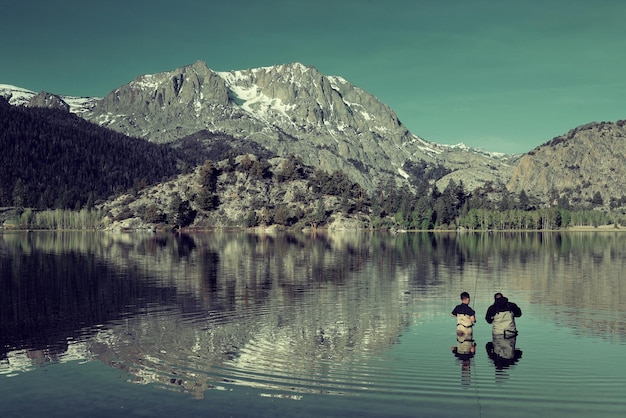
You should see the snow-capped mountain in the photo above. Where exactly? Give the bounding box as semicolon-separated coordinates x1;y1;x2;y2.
0;84;35;106
2;62;517;192
0;84;98;114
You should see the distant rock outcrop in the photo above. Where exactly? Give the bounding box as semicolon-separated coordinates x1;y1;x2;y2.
27;91;70;111
507;120;626;207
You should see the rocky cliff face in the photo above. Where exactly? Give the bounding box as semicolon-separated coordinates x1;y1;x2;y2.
81;61;515;193
507;121;626;207
26;91;70;111
87;61;235;141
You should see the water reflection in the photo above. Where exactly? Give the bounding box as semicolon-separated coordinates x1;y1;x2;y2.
486;334;523;371
452;334;476;386
1;231;418;397
1;230;626;401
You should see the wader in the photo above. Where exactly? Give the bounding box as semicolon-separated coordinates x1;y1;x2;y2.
491;310;518;337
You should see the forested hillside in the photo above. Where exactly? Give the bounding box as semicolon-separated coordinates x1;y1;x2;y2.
0;97;189;209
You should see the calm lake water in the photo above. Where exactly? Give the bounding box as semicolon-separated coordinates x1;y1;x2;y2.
1;231;625;418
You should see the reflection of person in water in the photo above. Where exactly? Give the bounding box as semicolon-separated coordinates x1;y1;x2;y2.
485;292;521;337
486;334;522;370
452;337;476;359
452;337;476;385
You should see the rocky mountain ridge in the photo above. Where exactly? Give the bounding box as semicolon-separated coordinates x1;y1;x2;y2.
1;62;516;194
0;84;97;114
507;120;626;207
3;62;626;210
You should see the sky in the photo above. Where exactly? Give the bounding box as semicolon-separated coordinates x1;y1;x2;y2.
2;0;626;154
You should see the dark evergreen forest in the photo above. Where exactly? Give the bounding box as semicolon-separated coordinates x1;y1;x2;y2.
0;97;192;209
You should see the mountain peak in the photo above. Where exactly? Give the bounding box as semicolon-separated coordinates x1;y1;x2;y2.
0;84;98;113
27;91;70;111
0;84;36;106
81;61;515;191
4;62;516;193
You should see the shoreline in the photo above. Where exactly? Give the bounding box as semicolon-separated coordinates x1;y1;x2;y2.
1;225;623;234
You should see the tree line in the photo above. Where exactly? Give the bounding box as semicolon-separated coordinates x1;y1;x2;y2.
368;177;623;230
4;154;623;231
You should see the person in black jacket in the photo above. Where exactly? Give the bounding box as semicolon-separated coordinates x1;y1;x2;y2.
485;292;522;337
452;291;476;334
451;291;476;355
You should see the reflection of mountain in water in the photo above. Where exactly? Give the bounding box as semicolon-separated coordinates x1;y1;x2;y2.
453;231;626;340
512;232;626;339
2;231;625;395
1;231;421;396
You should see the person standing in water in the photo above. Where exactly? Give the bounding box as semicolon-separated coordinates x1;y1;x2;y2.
485;292;522;337
451;292;476;339
451;292;476;385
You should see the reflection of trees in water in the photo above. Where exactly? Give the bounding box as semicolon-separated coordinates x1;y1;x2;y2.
520;233;626;338
0;242;176;360
1;231;416;396
91;231;416;397
2;230;625;393
456;231;626;339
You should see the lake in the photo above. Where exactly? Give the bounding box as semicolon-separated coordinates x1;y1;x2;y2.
1;230;625;417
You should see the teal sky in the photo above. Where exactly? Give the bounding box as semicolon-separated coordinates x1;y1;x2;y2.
2;0;625;154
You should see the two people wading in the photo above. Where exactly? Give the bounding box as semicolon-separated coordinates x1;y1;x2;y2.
451;291;523;363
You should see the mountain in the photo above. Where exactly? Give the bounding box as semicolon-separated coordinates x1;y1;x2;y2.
507;120;626;208
1;62;517;194
0;84;97;114
5;62;626;214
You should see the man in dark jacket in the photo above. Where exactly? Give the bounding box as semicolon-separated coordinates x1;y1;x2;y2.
485;293;522;337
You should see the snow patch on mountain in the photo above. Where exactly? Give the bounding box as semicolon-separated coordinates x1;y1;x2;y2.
0;84;35;105
440;142;514;160
218;70;296;124
130;74;162;91
62;96;100;114
0;84;99;113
